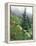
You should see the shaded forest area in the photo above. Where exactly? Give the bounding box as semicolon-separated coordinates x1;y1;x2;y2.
10;8;33;40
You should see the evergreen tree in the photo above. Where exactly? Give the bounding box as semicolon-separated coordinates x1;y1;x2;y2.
21;8;28;30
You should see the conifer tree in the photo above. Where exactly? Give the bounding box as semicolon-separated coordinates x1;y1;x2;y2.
21;8;28;30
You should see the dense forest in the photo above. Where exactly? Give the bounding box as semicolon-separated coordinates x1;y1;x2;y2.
10;8;33;40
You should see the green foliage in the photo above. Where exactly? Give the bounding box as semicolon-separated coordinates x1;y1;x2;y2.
21;8;29;30
10;9;33;40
